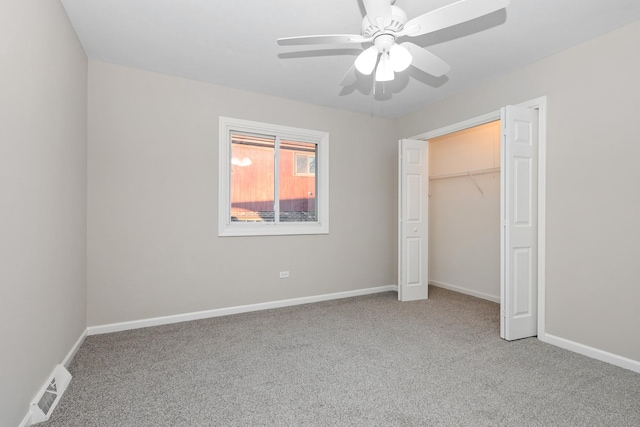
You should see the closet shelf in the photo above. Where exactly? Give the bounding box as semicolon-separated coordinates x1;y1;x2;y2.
429;167;500;181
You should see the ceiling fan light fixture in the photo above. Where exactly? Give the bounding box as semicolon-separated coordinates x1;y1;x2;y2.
375;53;394;82
278;0;512;89
354;46;379;75
389;43;412;72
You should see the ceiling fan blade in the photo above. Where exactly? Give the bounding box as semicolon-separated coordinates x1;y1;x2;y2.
277;34;370;46
401;42;451;77
339;64;358;87
363;0;393;31
402;0;510;38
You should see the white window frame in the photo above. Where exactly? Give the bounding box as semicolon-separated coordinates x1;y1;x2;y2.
218;116;329;237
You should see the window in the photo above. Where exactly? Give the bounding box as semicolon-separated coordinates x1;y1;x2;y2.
294;153;315;176
219;117;329;236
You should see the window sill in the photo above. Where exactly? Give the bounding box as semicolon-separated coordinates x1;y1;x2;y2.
218;222;329;237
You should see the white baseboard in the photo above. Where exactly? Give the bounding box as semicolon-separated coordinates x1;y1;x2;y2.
429;280;500;303
18;329;87;427
18;412;31;427
62;329;87;367
541;333;640;374
88;285;397;335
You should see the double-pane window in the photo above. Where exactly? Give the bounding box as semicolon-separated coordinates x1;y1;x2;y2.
219;117;329;236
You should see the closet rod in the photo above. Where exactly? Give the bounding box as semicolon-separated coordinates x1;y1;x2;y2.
429;167;500;181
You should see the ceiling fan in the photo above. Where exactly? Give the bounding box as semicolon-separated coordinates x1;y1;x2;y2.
278;0;510;85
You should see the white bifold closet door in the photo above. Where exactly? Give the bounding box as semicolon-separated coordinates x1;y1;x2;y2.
501;105;539;341
398;139;429;302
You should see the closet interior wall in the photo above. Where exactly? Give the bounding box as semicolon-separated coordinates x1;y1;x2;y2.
428;121;501;302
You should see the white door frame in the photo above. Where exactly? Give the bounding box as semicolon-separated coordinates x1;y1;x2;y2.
407;96;547;339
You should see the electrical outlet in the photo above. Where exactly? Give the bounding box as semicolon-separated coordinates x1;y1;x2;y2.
279;271;289;278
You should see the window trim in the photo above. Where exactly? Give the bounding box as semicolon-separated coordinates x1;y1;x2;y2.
218;116;329;237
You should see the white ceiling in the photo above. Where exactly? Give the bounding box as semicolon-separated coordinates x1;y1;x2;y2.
60;0;640;118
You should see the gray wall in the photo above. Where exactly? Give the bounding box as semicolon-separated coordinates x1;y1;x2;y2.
0;1;88;426
87;61;397;326
398;20;640;361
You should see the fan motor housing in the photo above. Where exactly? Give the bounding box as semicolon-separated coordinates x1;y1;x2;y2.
362;5;408;37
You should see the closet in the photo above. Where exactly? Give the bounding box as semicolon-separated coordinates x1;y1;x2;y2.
428;121;501;302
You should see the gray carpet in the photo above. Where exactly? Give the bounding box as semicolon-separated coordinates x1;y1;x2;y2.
41;287;640;426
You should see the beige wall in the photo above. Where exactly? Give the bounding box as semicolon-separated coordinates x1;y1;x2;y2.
398;20;640;361
87;61;397;326
429;122;500;176
0;1;88;425
428;122;501;300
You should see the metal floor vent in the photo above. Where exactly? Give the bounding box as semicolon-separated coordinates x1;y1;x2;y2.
30;365;72;424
